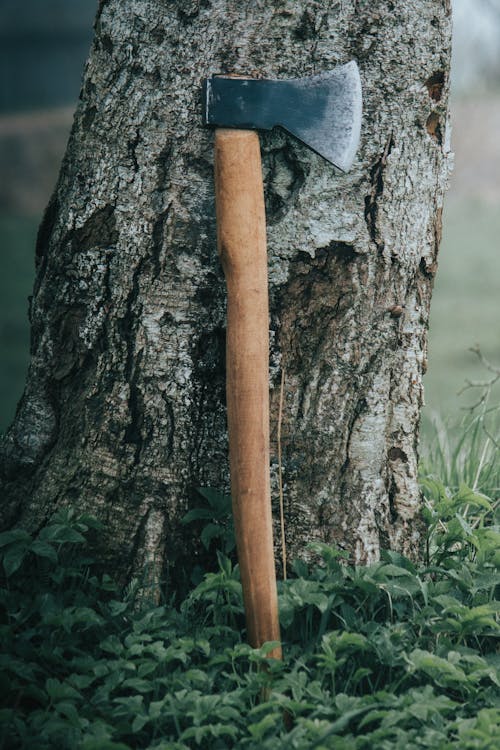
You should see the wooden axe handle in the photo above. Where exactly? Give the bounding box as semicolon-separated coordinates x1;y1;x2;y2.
214;128;281;659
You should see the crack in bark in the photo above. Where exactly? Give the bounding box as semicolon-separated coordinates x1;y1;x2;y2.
34;192;60;296
388;475;399;523
151;206;171;278
364;132;394;251
292;9;317;40
339;395;368;480
263;142;308;225
388;446;408;462
127;129;141;173
119;260;146;465
125;505;155;582
124;350;145;465
419;205;443;281
156;142;173;194
73;205;118;253
426;112;442;145
425;71;445;102
36;194;59;266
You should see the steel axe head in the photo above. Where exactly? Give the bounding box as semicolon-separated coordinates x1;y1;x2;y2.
202;62;362;171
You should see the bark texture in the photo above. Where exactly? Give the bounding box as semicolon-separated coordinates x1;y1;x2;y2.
0;0;452;587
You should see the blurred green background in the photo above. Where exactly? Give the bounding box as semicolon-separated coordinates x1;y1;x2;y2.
1;0;499;433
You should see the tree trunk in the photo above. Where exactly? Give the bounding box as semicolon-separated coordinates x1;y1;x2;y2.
0;0;452;588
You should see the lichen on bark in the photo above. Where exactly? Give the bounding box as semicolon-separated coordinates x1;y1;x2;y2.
0;0;452;587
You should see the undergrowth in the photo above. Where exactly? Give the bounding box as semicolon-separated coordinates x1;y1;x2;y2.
1;422;499;749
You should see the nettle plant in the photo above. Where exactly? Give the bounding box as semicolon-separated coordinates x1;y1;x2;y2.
0;420;499;750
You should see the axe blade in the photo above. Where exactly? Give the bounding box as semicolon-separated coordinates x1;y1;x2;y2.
203;61;362;172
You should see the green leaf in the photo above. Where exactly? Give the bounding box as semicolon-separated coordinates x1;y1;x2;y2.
376;563;417;579
131;714;149;732
381;549;417;573
45;678;82;702
254;641;282;658
200;523;223;550
456;484;493;511
407;649;470;689
113;695;144;711
100;635;123;656
286;578;330;612
121;677;154;693
0;529;31;548
30;540;58;563
334;631;369;653
248;712;277;741
181;508;214;524
68;673;96;690
68;607;105;630
108;600;128;616
2;544;28;576
196;487;232;511
39;523;86;544
55;700;80;723
278;595;296;628
351;667;373;684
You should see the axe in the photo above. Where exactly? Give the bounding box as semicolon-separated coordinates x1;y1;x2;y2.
202;63;362;659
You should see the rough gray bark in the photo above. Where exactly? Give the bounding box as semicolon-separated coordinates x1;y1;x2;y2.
0;0;452;588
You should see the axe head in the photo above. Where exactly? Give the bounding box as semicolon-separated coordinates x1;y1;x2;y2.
202;62;362;171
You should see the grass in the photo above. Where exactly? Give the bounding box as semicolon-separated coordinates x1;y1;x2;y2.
420;409;499;500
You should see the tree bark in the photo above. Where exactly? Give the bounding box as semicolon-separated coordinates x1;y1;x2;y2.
0;0;452;588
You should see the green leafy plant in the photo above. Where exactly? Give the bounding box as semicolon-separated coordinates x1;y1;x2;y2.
182;488;235;556
1;457;499;749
